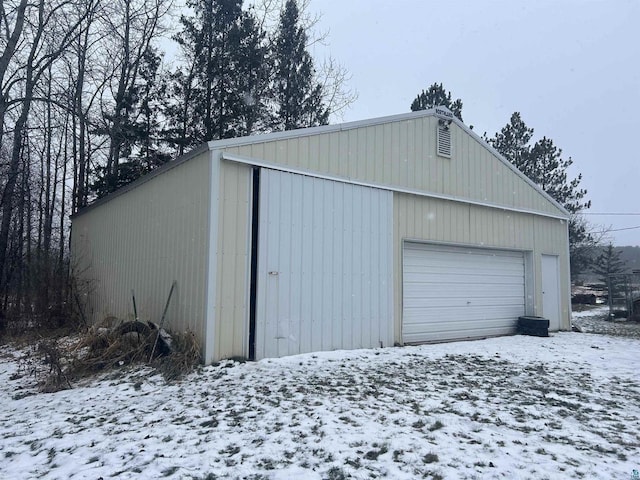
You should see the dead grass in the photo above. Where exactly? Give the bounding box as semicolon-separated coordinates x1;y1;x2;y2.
12;317;201;392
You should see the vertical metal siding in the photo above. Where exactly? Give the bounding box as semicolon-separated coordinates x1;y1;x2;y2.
533;216;571;327
70;152;211;343
224;117;565;218
393;192;570;342
541;254;561;330
255;169;393;359
215;161;252;359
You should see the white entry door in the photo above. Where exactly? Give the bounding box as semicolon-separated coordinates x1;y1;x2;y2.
541;254;561;331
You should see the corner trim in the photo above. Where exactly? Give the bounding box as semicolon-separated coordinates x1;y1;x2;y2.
203;149;221;364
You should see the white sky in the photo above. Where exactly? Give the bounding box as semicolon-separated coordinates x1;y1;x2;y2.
311;0;640;246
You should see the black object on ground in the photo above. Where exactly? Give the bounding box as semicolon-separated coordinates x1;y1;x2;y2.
517;316;549;337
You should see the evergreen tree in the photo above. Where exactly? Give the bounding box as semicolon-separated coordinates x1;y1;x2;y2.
91;47;171;198
487;113;590;214
168;0;269;149
273;0;329;131
134;48;172;170
486;113;592;276
485;112;533;175
235;10;272;136
528;137;590;214
410;83;463;121
593;243;626;302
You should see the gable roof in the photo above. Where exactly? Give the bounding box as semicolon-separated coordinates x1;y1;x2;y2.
74;107;570;219
210;107;570;219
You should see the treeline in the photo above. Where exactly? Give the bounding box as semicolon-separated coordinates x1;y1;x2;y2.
0;0;353;328
619;246;640;272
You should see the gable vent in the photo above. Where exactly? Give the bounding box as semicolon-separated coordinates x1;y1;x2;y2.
437;122;452;158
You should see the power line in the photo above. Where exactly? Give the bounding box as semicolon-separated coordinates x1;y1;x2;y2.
582;213;640;216
589;225;640;234
608;225;640;232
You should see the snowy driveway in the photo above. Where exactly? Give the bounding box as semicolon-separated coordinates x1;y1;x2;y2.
1;324;639;479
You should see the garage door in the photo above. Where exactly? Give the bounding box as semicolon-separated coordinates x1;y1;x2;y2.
402;243;525;343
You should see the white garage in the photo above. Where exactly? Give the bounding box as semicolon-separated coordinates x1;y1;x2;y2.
402;242;528;343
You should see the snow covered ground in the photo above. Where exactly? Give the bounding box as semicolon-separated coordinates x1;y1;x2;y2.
2;309;640;479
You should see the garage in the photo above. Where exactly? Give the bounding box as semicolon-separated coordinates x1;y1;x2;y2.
402;242;527;344
72;106;571;363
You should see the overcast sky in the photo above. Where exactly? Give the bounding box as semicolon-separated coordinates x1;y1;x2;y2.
310;0;640;247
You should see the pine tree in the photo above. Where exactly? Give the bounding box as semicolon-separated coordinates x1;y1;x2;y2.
593;244;626;303
485;112;533;175
486;113;592;276
168;0;269;149
273;0;328;131
91;47;171;198
134;48;172;170
410;83;463;121
235;10;272;136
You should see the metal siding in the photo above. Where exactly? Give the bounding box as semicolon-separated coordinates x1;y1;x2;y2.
541;254;561;330
70;152;210;344
222;113;566;218
73;113;571;364
393;192;570;343
215;161;252;359
533;216;571;328
255;169;393;359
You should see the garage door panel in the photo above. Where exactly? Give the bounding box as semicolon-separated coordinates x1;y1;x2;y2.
403;282;524;299
404;256;524;272
403;295;525;309
404;263;524;277
403;304;525;323
402;243;526;344
406;243;524;257
404;265;525;276
403;315;519;332
403;324;515;344
404;273;524;286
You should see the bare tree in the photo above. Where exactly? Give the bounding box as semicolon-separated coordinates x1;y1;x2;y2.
96;0;172;184
0;0;92;311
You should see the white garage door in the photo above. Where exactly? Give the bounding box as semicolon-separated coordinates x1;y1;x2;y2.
402;243;525;343
255;169;393;359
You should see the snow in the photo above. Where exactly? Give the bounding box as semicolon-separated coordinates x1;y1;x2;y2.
1;310;640;479
570;305;609;319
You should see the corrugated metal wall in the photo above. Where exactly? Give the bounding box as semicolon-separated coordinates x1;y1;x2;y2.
71;151;211;341
223;116;565;218
214;160;252;359
72;110;571;362
255;169;393;359
213;114;570;356
393;192;570;340
533;215;571;326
